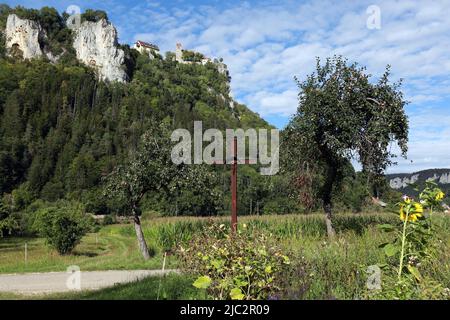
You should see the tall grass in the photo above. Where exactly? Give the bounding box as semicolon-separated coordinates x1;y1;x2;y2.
148;213;398;250
1;213;448;299
144;213;448;299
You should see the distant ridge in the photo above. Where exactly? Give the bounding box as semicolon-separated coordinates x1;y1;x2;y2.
386;168;450;198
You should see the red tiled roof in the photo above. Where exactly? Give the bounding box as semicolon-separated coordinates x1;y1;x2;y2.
136;40;159;50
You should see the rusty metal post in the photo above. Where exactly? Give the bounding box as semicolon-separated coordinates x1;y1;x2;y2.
231;136;238;233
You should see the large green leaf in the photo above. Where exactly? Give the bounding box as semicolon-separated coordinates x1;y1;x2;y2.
230;288;245;300
407;265;422;282
211;259;224;270
193;275;212;289
384;243;398;257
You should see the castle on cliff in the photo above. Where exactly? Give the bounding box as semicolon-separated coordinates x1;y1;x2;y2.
4;11;230;82
133;40;229;78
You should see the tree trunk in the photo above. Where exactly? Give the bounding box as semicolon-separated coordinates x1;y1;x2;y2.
321;157;338;239
324;202;336;238
133;214;150;260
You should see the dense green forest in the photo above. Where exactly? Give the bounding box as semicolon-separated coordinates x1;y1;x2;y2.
0;5;400;237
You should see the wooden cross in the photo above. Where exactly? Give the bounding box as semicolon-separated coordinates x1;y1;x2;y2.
213;137;257;233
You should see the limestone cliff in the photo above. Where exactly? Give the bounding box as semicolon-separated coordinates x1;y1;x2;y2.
387;169;450;192
5;14;44;59
4;13;231;84
72;19;127;82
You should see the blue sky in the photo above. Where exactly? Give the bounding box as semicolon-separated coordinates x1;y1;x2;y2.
4;0;450;173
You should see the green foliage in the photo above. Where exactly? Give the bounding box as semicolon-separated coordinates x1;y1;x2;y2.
79;188;109;214
154;213;397;249
193;275;212;289
11;183;33;211
0;4;12;28
178;223;291;300
1;213;448;299
81;9;108;23
66;153;99;191
372;185;448;299
334;171;372;212
182;50;205;62
103;122;189;217
37;7;65;38
0;5;405;221
31;201;92;254
6;5;39;22
0;9;270;216
164;165;222;216
0;215;18;237
419;181;445;210
0;196;19;237
156;220;206;252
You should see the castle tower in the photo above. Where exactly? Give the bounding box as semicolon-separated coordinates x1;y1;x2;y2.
175;43;183;62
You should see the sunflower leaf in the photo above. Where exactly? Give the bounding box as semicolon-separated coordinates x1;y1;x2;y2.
407;265;422;282
384;243;398;257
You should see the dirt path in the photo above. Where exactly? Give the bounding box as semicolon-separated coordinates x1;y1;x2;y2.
0;269;178;295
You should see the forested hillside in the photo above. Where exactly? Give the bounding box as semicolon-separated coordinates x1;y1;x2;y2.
0;5;403;235
0;5;276;216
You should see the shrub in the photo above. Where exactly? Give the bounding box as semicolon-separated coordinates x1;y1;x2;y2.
182;50;204;62
81;9;108;23
0;197;19;237
82;188;109;214
11;184;33;210
177;223;290;300
0;195;19;238
32;202;92;255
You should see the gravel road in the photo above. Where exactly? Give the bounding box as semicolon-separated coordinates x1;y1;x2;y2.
0;269;178;295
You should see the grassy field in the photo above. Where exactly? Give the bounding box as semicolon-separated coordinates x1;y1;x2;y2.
0;213;396;274
1;212;449;299
0;225;173;274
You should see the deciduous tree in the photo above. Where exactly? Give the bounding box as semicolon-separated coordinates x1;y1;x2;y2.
103;122;187;259
284;56;408;237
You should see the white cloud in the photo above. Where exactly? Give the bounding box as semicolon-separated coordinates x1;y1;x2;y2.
9;0;450;171
246;90;298;117
114;0;450;171
385;111;450;173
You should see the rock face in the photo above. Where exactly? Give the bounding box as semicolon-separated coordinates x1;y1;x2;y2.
4;14;126;82
5;14;44;59
388;170;450;190
72;19;127;82
439;173;450;184
389;174;420;189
